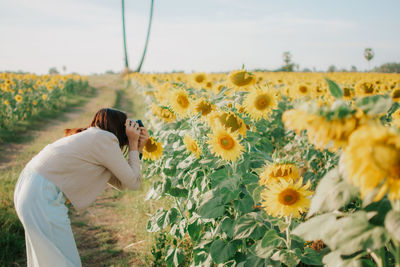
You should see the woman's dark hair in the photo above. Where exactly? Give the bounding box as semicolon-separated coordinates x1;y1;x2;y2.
64;108;129;149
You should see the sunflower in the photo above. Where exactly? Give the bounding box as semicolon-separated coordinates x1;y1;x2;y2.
341;124;400;201
192;72;207;86
193;98;215;119
391;88;400;102
3;100;10;105
42;94;48;100
227;70;256;90
213;83;226;95
154;83;171;105
207;126;244;162
208;110;247;137
354;81;376;97
295;84;309;97
183;135;202;158
342;87;354;101
151;103;176;123
204;81;214;91
282;109;360;151
143;137;163;161
168;89;192;118
259;163;300;186
391;109;400;128
243;86;276;121
15;94;22;103
261;178;313;218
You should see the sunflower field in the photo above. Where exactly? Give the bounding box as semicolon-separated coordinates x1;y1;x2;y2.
127;70;400;267
0;72;91;135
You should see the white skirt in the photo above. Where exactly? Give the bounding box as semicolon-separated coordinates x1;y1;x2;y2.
14;166;82;267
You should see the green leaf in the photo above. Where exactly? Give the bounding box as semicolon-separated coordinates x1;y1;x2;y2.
279;250;300;267
249;239;276;259
277;220;290;232
210;239;237;264
198;192;225;218
165;246;185;267
385;210;400;242
325;78;343;99
323;251;375;267
146;208;167;232
296;211;388;255
163;208;179;229
301;247;323;265
327;212;388;254
220;217;235;238
233;214;262;239
292;213;337;241
234;193;255;214
365;198;392;225
177;156;195;169
209;168;229;188
308;168;358;217
355;94;392;115
242;173;259;184
261;229;285;248
188;219;202;241
246;183;264;204
167;187;188;198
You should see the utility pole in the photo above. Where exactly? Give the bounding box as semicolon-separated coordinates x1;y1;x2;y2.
122;0;129;71
136;0;154;72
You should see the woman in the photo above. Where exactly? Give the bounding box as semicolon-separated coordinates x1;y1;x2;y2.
14;108;149;267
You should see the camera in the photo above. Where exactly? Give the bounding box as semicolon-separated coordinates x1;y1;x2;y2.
135;119;144;160
136;119;144;127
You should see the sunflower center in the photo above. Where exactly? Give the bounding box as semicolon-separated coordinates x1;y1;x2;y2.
343;87;351;97
145;140;158;152
219;113;242;132
195;74;205;83
255;94;270;110
161;109;173;118
372;144;400;179
299;86;308;94
362;83;374;94
273;167;291;178
177;95;189;108
278;188;300;206
196;101;212;116
231;71;253;86
190;142;198;151
218;135;235;150
393;89;400;99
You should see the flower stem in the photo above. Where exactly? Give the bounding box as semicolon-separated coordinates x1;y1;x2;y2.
285;215;292;249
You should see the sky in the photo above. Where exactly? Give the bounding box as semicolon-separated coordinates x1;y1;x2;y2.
1;0;400;75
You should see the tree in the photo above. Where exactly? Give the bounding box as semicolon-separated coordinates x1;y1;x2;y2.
281;51;295;72
327;65;336;72
49;67;59;75
136;0;155;72
364;48;374;71
373;62;400;73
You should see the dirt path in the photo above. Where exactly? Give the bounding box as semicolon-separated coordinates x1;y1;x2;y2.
2;74;152;266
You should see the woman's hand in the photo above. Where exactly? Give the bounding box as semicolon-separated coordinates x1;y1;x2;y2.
125;119;141;151
138;127;149;153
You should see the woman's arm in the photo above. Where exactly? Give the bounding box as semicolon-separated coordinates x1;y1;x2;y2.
94;120;143;190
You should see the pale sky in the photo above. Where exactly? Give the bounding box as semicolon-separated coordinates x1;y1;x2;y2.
1;0;400;75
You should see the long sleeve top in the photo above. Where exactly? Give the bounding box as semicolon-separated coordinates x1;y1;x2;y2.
25;126;142;211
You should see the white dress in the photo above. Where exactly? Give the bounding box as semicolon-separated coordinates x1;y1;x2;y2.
14;164;82;267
